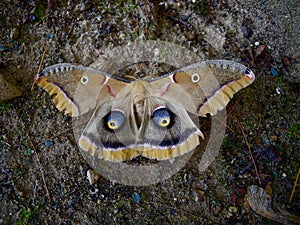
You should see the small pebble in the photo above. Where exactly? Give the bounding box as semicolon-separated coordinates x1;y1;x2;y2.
153;48;160;56
25;149;34;155
45;140;54;148
87;169;100;185
186;31;196;41
89;187;99;195
271;66;278;76
229;206;238;213
263;136;270;145
10;27;20;39
230;193;237;205
255;45;265;57
45;33;53;39
270;135;278;141
275;87;282;95
282;57;290;66
181;14;191;21
241;26;249;38
282;173;287;178
235;188;246;196
48;0;56;9
132;192;141;203
159;2;168;10
193;188;205;202
226;211;233;218
28;14;36;22
215;205;222;213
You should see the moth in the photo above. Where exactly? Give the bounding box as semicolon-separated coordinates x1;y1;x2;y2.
35;60;255;162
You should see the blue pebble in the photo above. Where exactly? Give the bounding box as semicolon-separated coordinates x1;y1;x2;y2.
45;33;53;39
241;26;249;38
263;137;270;145
25;149;35;155
28;14;36;22
45;140;54;148
132;192;141;203
271;66;279;76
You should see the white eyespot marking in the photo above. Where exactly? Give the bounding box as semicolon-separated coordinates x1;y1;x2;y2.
191;73;200;83
80;75;89;85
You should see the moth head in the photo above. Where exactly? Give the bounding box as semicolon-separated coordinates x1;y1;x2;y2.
105;110;126;131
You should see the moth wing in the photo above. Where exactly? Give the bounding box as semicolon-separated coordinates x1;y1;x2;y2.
134;96;203;160
149;60;255;117
77;83;141;162
35;63;128;117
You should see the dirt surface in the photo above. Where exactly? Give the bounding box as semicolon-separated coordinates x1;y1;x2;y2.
0;0;299;224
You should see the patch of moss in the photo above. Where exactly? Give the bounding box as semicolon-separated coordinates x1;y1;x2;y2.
223;135;234;148
287;124;300;141
0;102;13;114
131;31;138;40
192;0;213;16
16;205;39;225
33;0;48;23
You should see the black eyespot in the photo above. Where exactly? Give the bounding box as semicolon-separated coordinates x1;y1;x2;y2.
105;110;126;131
152;108;173;128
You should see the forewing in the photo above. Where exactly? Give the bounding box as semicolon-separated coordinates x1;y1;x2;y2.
35;63;128;117
149;60;255;117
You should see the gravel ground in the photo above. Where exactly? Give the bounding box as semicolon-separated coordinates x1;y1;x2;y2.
0;0;299;224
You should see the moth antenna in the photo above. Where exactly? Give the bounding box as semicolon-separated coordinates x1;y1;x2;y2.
32;42;48;90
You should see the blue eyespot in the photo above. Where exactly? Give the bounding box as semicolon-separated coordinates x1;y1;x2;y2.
153;108;171;127
106;110;126;130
